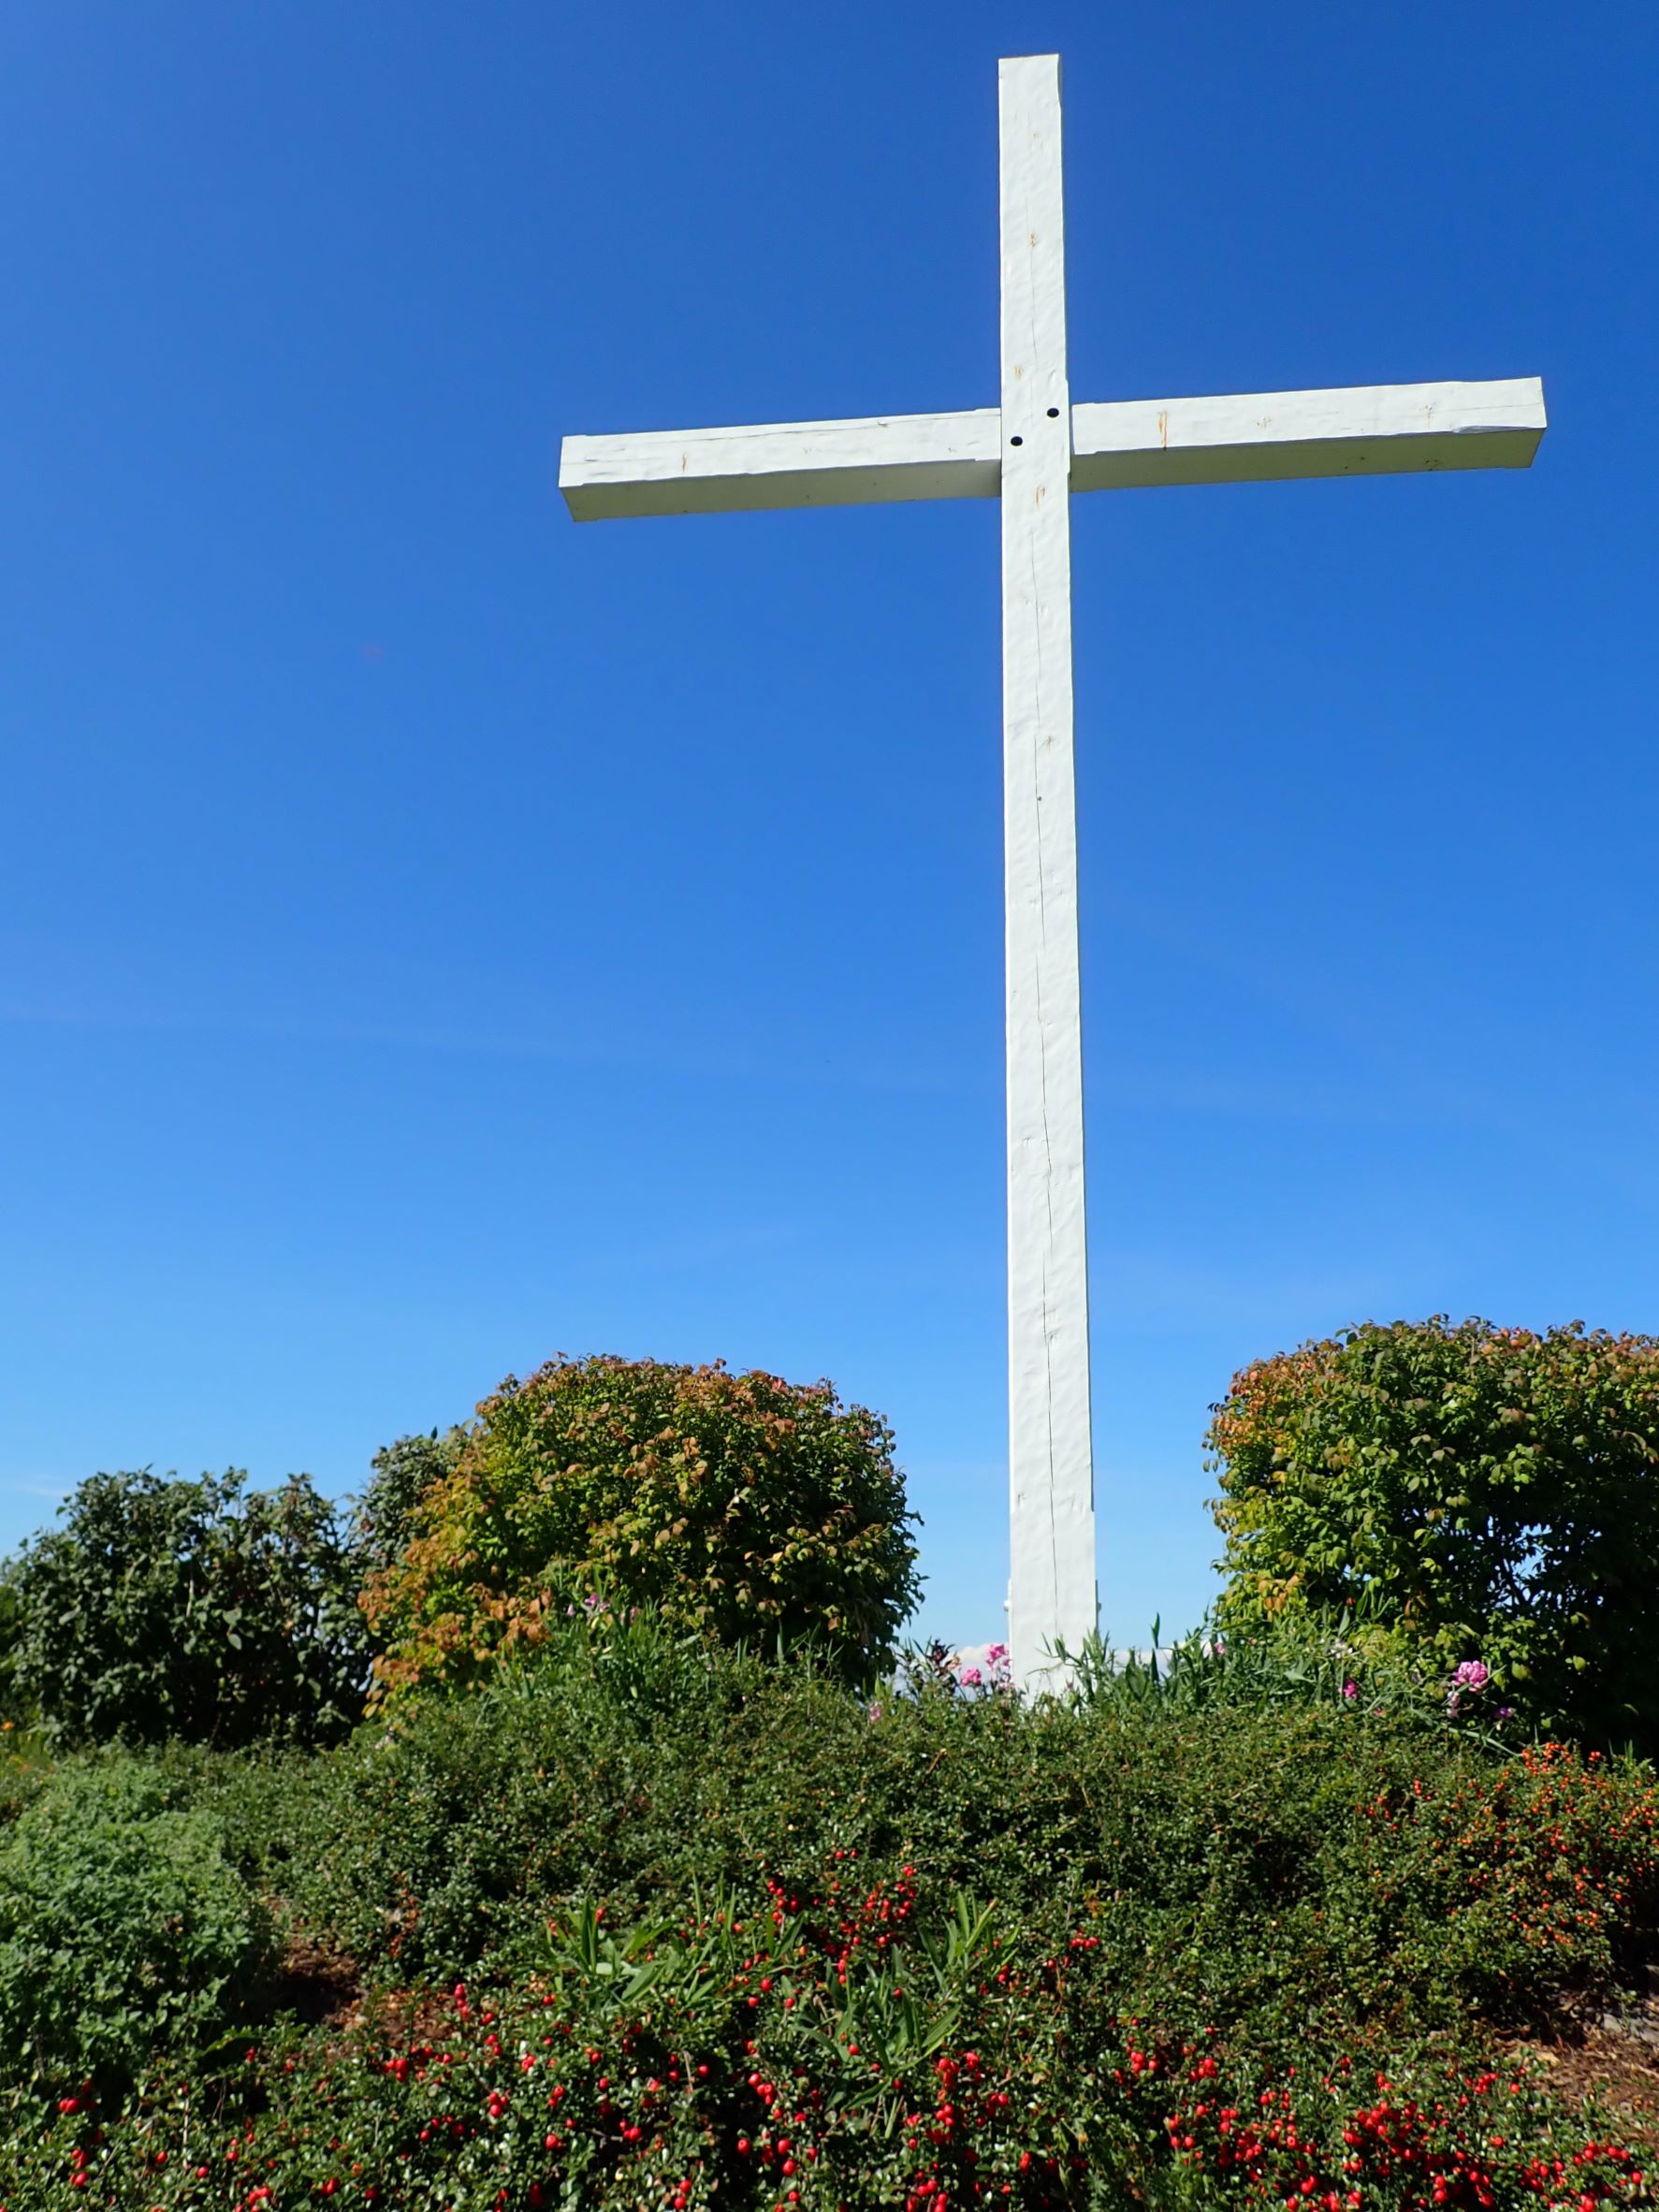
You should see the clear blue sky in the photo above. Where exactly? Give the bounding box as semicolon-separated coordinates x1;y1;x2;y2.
2;1;1654;1649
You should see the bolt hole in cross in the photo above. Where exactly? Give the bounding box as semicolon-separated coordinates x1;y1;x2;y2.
557;53;1546;1695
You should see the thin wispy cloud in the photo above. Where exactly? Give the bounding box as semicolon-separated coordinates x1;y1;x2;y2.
1093;1065;1490;1129
1092;1249;1435;1334
0;990;980;1100
1;987;1509;1137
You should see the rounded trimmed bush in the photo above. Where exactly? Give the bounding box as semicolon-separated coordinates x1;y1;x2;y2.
1208;1316;1659;1750
362;1356;919;1698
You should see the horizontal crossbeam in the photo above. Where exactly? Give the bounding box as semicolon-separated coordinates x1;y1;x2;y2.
560;409;999;520
1070;377;1546;490
559;377;1545;521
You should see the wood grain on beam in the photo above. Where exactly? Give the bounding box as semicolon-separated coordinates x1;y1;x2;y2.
560;409;999;520
1070;377;1545;491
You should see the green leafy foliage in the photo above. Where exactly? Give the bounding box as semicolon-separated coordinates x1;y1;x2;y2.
1059;1610;1427;1721
0;1731;51;1831
361;1357;920;1698
238;1619;1659;2043
9;1329;1659;2203
11;1468;368;1749
0;1756;273;2102
7;1635;1659;2205
1207;1317;1659;1752
0;1568;32;1735
15;1892;1648;2211
351;1425;468;1586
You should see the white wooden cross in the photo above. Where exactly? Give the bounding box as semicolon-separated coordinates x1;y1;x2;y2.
560;54;1546;1694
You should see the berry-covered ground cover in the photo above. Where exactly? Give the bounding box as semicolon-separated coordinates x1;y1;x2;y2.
3;1623;1658;2210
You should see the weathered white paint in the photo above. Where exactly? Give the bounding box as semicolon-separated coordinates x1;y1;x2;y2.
557;54;1546;1698
997;53;1098;1695
561;409;1000;519
560;378;1545;521
1070;377;1546;492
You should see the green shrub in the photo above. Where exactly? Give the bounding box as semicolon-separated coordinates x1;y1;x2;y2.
361;1357;920;1699
1207;1317;1659;1752
16;1901;1650;2211
277;1619;870;1983
350;1425;468;1586
4;1624;1657;2203
0;1571;32;1735
11;1468;368;1749
252;1614;1659;2040
0;1756;273;2100
9;1747;1655;2207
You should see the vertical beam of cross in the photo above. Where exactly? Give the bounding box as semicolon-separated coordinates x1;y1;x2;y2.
997;57;1097;1690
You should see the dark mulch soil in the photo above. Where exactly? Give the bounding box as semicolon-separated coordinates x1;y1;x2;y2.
270;1925;360;2028
1517;1998;1659;2153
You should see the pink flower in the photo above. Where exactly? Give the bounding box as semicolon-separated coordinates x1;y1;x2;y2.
1451;1659;1490;1692
1343;1680;1358;1701
958;1666;983;1688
